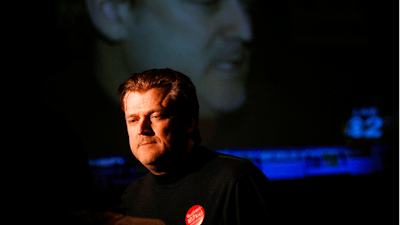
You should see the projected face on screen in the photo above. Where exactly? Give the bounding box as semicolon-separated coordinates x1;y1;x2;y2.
87;0;252;119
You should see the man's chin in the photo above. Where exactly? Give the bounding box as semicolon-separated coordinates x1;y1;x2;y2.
139;155;159;167
140;154;168;168
143;162;172;176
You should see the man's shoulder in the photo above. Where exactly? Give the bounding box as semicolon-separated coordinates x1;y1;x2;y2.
199;145;255;166
214;152;256;170
198;146;261;182
215;152;254;164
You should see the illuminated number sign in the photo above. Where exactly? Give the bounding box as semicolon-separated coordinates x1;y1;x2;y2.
345;107;383;139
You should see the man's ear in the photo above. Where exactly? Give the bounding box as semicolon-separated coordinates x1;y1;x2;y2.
186;117;196;134
85;0;131;41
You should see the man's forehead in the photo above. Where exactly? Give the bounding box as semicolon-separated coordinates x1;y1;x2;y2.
123;88;174;112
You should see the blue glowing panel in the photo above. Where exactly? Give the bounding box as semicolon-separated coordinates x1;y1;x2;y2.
345;107;383;139
88;145;386;189
216;146;384;180
88;156;125;167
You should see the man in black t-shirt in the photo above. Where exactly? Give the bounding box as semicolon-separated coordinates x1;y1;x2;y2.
116;69;270;224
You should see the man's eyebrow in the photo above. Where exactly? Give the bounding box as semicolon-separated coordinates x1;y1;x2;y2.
150;107;167;114
125;113;137;119
125;107;166;118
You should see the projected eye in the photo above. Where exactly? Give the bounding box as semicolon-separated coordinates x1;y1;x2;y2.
189;0;221;9
192;0;219;5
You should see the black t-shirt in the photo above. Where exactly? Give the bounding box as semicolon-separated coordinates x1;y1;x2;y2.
121;145;271;225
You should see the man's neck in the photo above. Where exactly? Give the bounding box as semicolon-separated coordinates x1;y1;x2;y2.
148;139;195;176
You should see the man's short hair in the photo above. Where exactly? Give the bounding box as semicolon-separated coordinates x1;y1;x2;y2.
117;68;201;144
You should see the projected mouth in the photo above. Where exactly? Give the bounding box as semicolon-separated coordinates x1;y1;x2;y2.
212;57;245;79
214;61;241;70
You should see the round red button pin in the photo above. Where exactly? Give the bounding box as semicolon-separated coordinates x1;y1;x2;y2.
185;205;205;225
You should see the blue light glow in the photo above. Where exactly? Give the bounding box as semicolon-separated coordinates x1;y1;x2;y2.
346;107;383;139
88;156;125;167
346;116;364;139
352;107;378;117
363;116;383;138
216;146;384;180
88;145;385;184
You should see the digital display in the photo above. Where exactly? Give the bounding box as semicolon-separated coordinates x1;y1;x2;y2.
345;107;383;139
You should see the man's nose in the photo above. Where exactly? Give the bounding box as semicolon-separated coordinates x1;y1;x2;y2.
220;0;253;42
138;118;153;136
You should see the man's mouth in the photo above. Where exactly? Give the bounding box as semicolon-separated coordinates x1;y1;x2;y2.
139;142;156;147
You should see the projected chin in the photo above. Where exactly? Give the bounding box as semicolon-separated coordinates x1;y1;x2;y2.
197;60;248;117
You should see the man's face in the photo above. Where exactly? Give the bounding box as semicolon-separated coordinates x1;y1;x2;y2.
124;88;193;175
122;0;252;118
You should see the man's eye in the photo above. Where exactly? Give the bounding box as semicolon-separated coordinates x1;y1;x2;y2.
128;119;136;123
151;115;160;120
